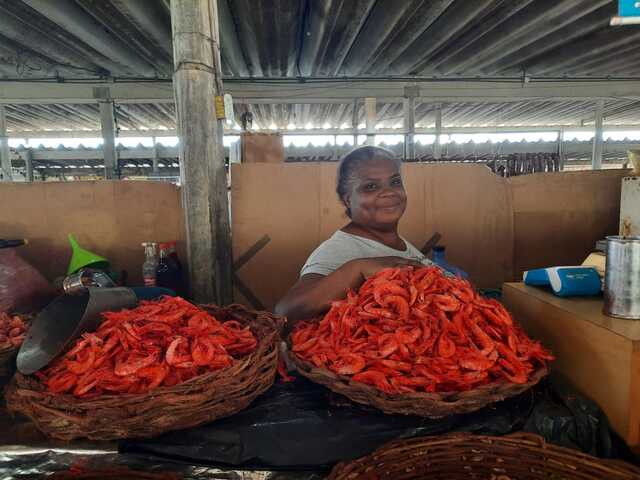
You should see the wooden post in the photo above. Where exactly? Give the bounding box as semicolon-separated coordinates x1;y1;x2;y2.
0;106;12;181
403;96;415;161
365;97;376;146
433;103;443;160
99;100;117;179
171;0;233;304
592;100;604;170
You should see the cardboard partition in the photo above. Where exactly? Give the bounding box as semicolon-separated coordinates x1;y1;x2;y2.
241;132;285;163
0;166;626;312
510;169;624;278
231;163;514;310
0;181;185;285
231;164;626;311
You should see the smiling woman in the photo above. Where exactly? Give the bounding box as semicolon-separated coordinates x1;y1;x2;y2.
275;146;437;323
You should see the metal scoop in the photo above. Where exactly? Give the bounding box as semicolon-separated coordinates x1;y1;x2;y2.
17;287;138;375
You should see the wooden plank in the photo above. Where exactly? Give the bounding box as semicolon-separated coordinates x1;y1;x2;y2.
504;283;640;341
628;347;640;446
171;0;232;304
503;283;632;441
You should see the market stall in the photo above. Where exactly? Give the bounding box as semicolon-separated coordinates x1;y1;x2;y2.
2;0;640;478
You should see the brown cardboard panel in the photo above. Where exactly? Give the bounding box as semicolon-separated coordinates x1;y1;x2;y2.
397;164;427;249
425;164;513;288
231;163;513;310
510;169;625;277
231;164;321;310
241;132;285;163
319;162;346;240
0;181;184;285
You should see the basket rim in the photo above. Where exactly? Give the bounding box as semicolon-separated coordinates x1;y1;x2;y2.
328;432;640;479
289;348;549;401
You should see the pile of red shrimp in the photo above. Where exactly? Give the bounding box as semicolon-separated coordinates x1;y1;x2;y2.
291;266;553;394
37;296;257;397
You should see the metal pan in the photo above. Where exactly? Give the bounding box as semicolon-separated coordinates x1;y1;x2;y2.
17;287;138;375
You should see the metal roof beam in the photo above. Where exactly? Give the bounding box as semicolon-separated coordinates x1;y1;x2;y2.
2;79;640;104
8;124;640;139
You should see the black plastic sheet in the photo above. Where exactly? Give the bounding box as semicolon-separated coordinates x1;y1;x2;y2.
120;375;619;470
0;448;324;479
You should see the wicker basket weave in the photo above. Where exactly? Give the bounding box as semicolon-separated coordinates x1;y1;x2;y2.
0;343;18;377
0;314;32;377
5;304;283;441
290;351;548;417
328;433;640;480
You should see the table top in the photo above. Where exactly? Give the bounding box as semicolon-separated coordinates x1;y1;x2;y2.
504;282;640;342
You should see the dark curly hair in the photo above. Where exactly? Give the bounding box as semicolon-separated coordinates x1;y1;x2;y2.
336;146;401;217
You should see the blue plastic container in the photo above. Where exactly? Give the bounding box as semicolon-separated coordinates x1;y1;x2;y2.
431;246;469;279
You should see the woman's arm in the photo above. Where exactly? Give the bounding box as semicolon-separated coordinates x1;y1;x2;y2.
275;257;422;324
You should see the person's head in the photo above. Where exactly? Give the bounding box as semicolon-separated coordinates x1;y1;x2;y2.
336;146;406;230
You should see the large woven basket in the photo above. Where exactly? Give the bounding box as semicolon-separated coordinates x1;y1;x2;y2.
290;351;548;417
5;304;283;441
328;433;640;480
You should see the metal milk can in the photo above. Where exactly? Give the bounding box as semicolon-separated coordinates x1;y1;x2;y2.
604;236;640;319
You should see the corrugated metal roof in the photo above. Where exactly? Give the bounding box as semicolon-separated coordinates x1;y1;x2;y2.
5;98;640;133
0;0;637;80
2;0;640;131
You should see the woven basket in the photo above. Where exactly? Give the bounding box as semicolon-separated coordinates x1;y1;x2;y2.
5;304;283;441
328;433;640;480
290;351;548;417
0;343;19;377
0;314;32;377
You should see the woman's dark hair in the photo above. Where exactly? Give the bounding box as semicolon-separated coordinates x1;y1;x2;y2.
336;146;401;217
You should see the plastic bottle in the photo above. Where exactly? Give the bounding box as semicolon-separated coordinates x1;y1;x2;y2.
141;242;158;286
431;245;469;279
156;243;180;293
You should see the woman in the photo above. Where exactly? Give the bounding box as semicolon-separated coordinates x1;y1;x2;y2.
275;146;436;322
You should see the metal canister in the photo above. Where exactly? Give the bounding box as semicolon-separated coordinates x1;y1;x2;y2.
604;236;640;319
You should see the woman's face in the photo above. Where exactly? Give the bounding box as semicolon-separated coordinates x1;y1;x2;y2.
343;157;407;230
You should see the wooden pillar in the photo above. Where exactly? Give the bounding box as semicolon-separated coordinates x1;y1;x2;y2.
403;96;415;161
433;103;443;160
365;97;376;146
24;148;34;182
99;100;117;179
592;100;604;170
171;0;232;304
0;106;12;181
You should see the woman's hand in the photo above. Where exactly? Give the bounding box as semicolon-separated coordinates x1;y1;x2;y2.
356;256;424;279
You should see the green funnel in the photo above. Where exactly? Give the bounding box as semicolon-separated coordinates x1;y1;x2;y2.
67;234;110;275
